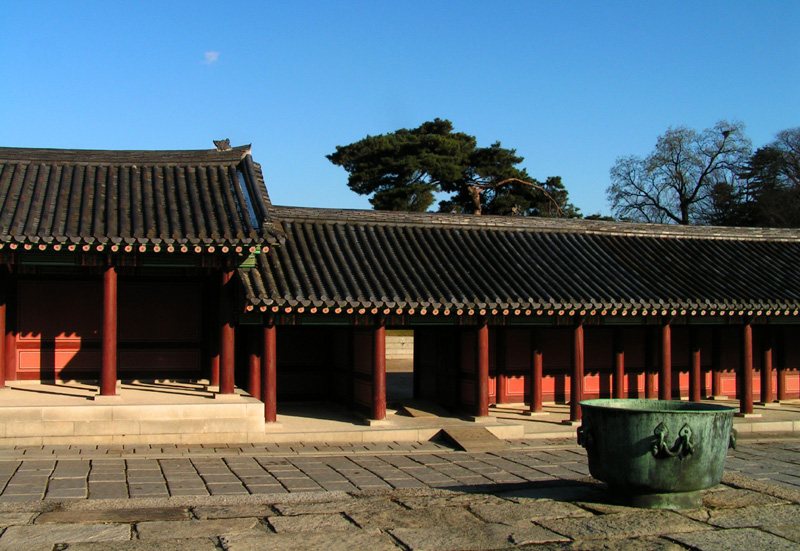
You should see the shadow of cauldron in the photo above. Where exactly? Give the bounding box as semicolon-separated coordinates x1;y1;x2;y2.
578;399;737;509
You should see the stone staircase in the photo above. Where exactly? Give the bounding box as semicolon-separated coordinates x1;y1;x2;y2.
1;399;267;446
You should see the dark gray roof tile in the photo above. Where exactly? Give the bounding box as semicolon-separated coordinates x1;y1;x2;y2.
240;206;800;314
0;146;282;251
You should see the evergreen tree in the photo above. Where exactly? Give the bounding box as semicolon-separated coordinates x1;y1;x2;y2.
329;119;578;216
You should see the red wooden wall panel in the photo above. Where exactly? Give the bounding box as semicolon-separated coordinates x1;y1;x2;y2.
18;282;102;342
353;330;373;375
274;326;350;401
119;283;200;342
352;328;374;410
15;279;203;381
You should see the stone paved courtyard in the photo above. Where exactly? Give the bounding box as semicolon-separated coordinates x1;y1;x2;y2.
1;434;800;549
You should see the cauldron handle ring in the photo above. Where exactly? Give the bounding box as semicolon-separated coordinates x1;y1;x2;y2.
577;425;593;449
652;422;694;459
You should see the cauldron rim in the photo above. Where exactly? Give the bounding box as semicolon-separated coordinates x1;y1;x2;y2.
580;398;736;415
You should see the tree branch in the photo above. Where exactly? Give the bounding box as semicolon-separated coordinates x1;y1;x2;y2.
467;178;565;216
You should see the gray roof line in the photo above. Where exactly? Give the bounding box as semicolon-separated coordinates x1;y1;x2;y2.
271;205;800;242
0;145;252;165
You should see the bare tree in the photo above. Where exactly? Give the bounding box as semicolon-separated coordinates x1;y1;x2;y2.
607;121;752;225
737;127;800;227
772;127;800;187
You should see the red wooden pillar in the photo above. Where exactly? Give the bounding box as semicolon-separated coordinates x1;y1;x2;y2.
210;347;220;387
613;327;625;399
740;320;754;414
100;264;118;396
262;321;277;423
2;267;13;383
209;277;220;388
0;283;5;389
220;267;235;395
4;319;13;383
209;281;222;390
689;327;702;403
570;318;584;422
529;328;543;413
248;326;261;400
777;327;787;401
644;327;657;399
372;318;386;421
476;319;490;418
496;328;507;405
711;327;722;397
760;327;773;404
659;320;672;401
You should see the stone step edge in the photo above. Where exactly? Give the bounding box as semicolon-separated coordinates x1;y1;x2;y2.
0;418;265;439
0;404;265;422
0;428;434;447
0;423;525;448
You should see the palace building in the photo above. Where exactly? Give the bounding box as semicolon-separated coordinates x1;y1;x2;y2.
1;144;799;443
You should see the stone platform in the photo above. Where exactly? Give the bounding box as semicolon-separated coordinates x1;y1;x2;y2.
0;381;524;447
0;381;267;447
3;380;800;447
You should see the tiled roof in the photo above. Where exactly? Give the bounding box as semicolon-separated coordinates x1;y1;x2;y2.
239;206;800;315
0;145;281;252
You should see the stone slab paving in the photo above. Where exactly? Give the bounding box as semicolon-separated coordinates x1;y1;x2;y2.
221;530;401;551
35;507;191;524
537;509;712;541
64;539;220;551
0;435;799;548
0;523;131;551
705;503;800;529
2;481;799;550
268;511;357;533
390;522;569;550
668;527;800;551
0;432;793;503
135;517;262;540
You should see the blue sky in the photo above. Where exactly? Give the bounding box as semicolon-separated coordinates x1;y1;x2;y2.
1;1;798;216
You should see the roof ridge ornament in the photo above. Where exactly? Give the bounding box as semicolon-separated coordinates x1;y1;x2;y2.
213;139;232;151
